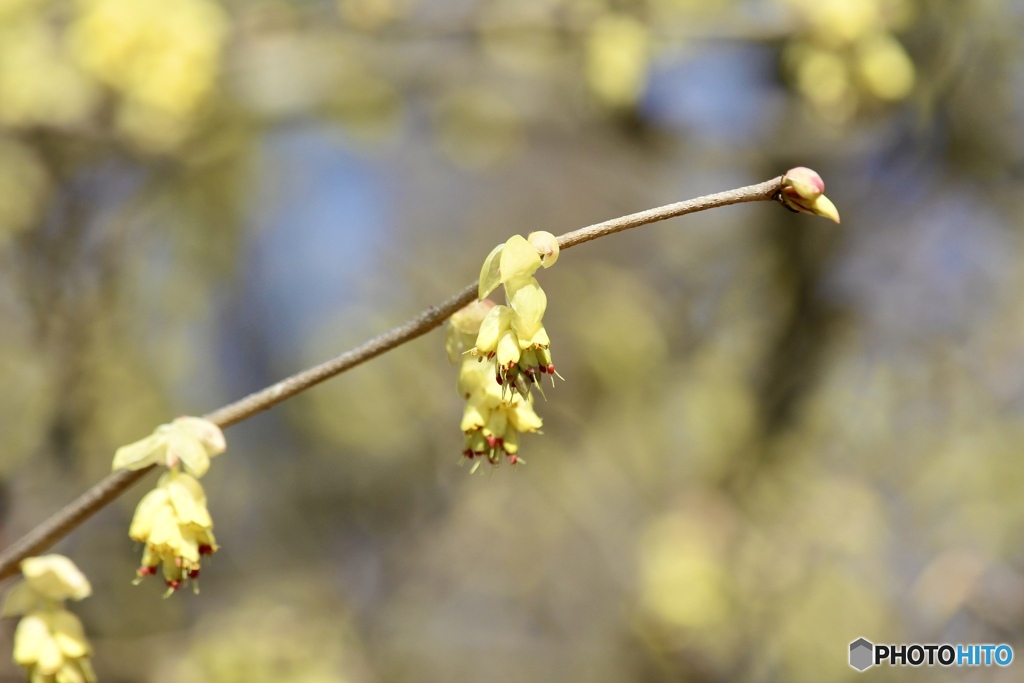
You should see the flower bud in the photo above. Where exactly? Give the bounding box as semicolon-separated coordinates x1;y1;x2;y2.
20;556;92;603
528;231;559;268
782;166;824;200
780;167;841;223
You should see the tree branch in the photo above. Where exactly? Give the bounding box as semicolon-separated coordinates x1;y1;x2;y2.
0;176;784;581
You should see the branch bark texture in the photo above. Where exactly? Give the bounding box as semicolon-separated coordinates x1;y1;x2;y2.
0;176;784;580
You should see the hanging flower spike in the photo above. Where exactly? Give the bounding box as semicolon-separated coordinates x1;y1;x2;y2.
112;416;225;478
779;166;841;223
113;415;225;593
129;469;218;595
452;230;561;467
2;555;97;683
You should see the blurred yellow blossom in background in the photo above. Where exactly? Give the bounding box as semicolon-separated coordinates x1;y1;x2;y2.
783;0;916;120
70;0;228;149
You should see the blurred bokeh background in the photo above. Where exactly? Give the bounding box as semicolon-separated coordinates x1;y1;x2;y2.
1;0;1023;681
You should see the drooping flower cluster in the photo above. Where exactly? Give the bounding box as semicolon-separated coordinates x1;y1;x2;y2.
112;416;225;595
446;232;560;467
128;469;218;595
3;555;96;683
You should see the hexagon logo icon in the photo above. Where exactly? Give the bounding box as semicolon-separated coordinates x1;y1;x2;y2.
849;638;874;671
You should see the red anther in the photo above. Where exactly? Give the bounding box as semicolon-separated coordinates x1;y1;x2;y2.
199;544;214;556
495;438;504;448
462;448;474;459
538;365;547;374
188;569;201;579
486;435;497;448
546;364;556;375
137;565;158;577
508;454;518;465
487;351;496;360
166;579;181;591
495;374;503;385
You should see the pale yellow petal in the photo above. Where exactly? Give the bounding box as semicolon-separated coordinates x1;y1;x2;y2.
457;359;490;398
12;613;49;665
516;324;550;350
147;506;185;553
502;429;520;454
57;661;87;683
172;417;226;456
496;330;522;367
51;611;90;659
128;488;171;542
499;234;542;283
479;243;504;299
2;581;43;617
460;400;488;432
111;430;168;471
508;277;547;337
484;407;508;438
444;324;464;365
475;305;512;354
509;401;543;432
166;476;213;529
167;427;210;478
451;299;496;335
38;644;64;675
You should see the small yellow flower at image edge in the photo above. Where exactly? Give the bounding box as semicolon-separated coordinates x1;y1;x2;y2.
112;416;225;595
447;231;560;470
2;555;97;683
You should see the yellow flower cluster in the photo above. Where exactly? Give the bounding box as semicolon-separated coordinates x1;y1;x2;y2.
130;470;218;595
113;416;225;594
71;0;228;149
446;232;560;467
2;555;96;683
0;0;227;149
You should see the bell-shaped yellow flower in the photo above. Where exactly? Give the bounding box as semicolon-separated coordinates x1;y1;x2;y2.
13;610;96;683
129;469;218;595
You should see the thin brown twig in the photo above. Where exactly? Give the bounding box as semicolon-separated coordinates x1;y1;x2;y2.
0;176;784;581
